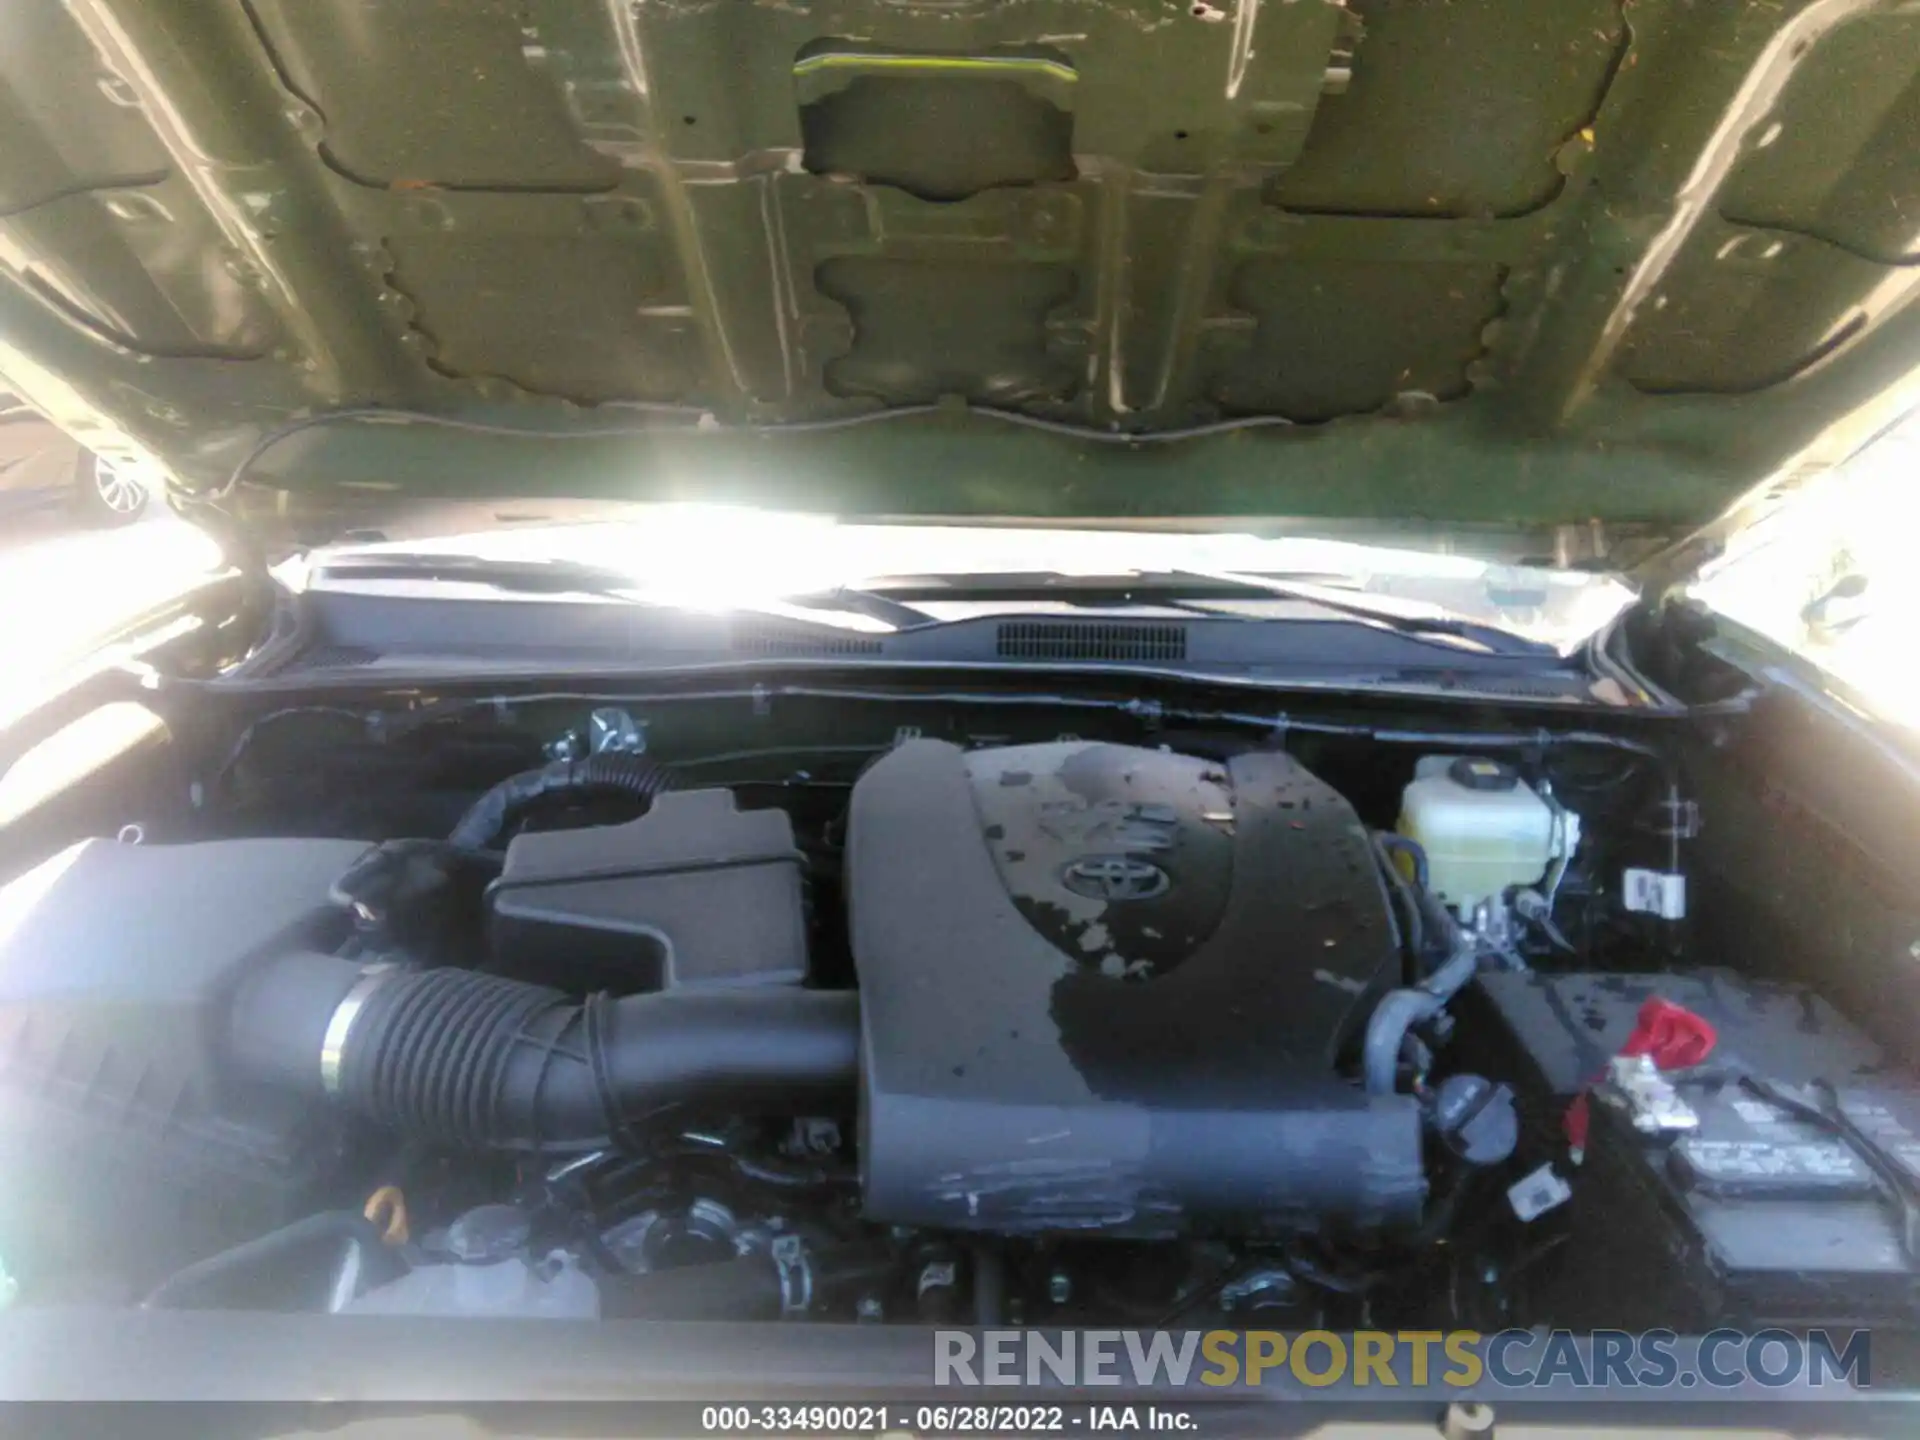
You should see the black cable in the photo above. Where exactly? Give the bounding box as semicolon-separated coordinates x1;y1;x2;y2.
672;743;889;769
646;1138;857;1189
444;751;676;850
1738;1077;1920;1263
207;704;375;792
209;404;1300;501
206;686;1679;794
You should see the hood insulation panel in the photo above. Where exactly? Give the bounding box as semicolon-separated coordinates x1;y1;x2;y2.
0;0;1917;537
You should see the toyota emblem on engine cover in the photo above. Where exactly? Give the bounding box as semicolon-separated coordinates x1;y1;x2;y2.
1061;855;1170;901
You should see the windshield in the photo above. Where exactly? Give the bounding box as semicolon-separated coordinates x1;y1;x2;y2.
299;511;1635;655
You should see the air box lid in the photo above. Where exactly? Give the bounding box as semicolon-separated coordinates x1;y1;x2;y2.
487;788;809;994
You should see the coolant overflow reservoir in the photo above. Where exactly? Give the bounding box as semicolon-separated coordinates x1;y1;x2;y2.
1396;756;1575;914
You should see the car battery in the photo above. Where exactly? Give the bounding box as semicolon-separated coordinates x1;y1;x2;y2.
1469;969;1920;1328
1570;1073;1920;1327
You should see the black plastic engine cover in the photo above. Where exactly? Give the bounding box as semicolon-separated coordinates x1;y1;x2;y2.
848;740;1422;1237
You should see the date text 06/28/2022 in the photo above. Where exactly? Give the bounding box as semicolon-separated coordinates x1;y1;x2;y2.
689;1329;1872;1435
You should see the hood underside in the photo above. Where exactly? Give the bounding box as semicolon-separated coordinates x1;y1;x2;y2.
2;0;1918;543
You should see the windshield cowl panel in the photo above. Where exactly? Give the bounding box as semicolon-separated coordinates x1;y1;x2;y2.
295;514;1635;656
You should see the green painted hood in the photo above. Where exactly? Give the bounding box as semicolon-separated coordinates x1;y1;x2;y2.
3;0;1919;551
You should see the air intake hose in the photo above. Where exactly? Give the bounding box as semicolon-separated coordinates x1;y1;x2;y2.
228;953;860;1152
447;753;677;851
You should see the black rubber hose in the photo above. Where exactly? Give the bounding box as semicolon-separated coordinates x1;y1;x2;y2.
447;753;676;851
1375;833;1430;891
1370;832;1423;977
1371;834;1457;977
231;954;860;1152
142;1211;403;1311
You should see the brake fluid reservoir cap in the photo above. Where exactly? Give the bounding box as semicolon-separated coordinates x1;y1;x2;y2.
1447;756;1520;792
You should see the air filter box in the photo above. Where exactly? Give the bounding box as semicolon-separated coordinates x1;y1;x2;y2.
487;788;810;994
0;836;366;1292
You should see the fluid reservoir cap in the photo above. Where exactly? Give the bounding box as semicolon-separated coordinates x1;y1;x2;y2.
1447;756;1521;793
1431;1074;1520;1166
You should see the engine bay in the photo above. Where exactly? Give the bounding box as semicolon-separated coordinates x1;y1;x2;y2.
3;685;1917;1335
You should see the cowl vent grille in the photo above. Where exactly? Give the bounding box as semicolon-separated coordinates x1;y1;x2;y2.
728;617;883;655
295;643;383;668
996;621;1187;661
